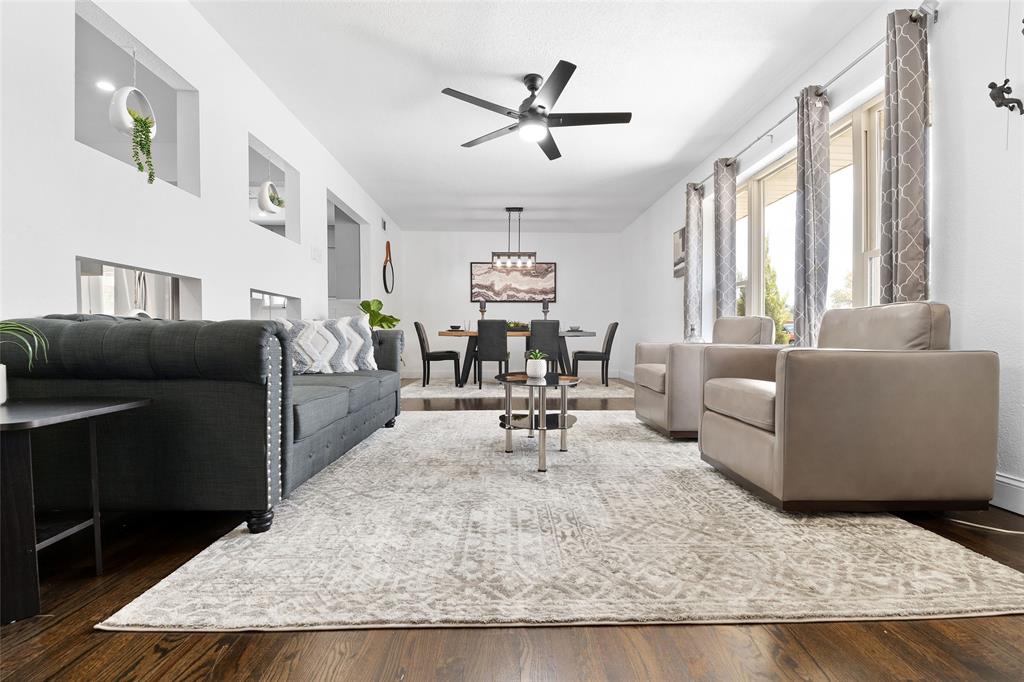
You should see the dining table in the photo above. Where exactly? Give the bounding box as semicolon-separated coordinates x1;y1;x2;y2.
438;328;597;388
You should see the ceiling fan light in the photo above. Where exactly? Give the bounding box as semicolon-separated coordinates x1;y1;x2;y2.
518;119;548;142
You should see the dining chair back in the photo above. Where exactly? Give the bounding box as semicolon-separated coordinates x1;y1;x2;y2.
414;321;430;356
602;322;619;356
475;319;509;388
527;319;560;371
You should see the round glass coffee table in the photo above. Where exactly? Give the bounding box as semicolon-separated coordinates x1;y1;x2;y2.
495;372;581;472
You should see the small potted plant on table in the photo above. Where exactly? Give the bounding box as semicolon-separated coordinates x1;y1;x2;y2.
526;349;548;379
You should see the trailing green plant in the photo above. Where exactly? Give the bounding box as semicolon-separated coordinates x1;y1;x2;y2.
507;321;528;329
0;322;49;370
268;187;285;208
359;299;400;329
526;349;548;360
128;107;155;184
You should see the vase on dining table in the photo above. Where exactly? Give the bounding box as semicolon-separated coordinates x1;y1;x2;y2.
526;358;547;379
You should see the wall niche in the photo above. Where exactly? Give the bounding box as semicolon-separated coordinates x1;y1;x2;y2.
74;2;200;195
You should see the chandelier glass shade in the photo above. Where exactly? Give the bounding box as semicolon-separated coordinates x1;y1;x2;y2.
492;207;537;268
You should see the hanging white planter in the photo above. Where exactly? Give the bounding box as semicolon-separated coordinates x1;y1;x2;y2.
258;181;282;214
108;86;156;138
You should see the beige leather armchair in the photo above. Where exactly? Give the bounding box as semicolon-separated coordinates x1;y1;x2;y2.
634;316;775;437
698;302;999;511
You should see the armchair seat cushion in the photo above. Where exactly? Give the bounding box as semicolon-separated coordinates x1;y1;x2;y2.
704;378;776;432
292;385;351;440
634;363;666;393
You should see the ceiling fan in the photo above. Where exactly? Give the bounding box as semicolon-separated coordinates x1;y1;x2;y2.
441;60;632;160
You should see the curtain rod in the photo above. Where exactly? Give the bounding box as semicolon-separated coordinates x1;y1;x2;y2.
694;3;937;187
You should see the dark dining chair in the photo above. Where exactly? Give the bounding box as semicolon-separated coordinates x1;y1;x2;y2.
527;319;560;373
476;319;509;389
414;321;461;387
572;322;619;386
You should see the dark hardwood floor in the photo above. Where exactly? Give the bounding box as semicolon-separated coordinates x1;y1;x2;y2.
2;387;1022;681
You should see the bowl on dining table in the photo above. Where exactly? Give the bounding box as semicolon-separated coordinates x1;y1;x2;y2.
449;325;462;331
568;325;581;331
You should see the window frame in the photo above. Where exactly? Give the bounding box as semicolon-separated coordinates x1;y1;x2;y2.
735;96;884;318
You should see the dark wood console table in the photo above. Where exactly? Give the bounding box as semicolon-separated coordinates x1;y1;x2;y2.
1;398;151;624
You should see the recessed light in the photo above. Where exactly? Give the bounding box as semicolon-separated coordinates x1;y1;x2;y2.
95;80;116;92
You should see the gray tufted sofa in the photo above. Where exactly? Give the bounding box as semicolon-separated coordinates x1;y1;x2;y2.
2;314;403;532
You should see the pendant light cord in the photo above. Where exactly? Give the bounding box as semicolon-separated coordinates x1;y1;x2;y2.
130;48;137;87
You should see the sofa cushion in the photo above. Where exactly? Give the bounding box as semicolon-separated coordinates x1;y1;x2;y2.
634;364;666;393
292;373;381;411
349;369;401;399
292;385;350;440
704;378;776;431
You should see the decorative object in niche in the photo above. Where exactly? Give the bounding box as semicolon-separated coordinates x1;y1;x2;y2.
258;181;282;213
988;79;1023;115
382;240;395;294
129;108;155;183
108;48;157;184
673;226;686;278
359;299;400;330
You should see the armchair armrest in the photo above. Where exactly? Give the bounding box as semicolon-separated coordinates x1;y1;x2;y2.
775;348;999;503
635;342;670;365
702;345;785;384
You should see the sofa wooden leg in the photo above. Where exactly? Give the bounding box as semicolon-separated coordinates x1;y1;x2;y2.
384;418;397;428
246;509;274;534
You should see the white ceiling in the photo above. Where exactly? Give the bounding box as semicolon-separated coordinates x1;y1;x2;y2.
194;1;880;233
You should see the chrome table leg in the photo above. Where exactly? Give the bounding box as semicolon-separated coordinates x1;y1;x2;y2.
528;387;535;438
538;386;547;472
560;386;568;452
504;382;513;453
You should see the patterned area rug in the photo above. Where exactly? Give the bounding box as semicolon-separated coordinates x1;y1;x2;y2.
99;411;1024;631
401;377;635;399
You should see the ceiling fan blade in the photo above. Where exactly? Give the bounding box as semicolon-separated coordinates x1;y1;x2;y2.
442;88;520;119
534;60;577;111
548;112;633;127
462;123;519;148
538;133;561;160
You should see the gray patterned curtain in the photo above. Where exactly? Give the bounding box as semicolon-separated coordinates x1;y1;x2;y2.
684;182;704;341
713;159;737;319
793;85;831;347
881;9;930;303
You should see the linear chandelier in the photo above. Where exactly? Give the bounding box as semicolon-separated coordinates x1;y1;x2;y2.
492;207;536;268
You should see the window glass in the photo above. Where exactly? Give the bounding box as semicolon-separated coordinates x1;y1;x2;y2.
735;186;749;315
761;160;797;344
828;126;854;309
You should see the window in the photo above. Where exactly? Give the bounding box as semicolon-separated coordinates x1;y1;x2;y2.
734;97;883;341
250;289;301;320
736;186;749;315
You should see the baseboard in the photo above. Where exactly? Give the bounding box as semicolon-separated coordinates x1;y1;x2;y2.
992;471;1024;516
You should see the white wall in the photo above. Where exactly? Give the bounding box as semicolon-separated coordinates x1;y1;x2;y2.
615;0;1024;513
399;230;622;379
0;0;400;321
930;0;1024;513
